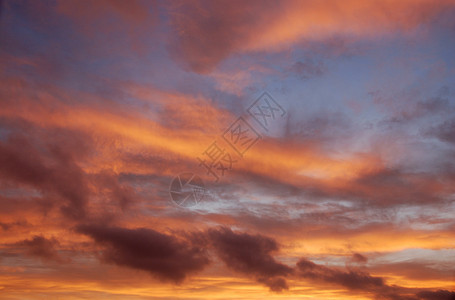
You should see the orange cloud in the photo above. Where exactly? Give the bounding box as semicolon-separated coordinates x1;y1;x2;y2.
169;0;455;72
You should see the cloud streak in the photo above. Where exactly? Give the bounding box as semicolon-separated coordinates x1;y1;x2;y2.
168;0;455;72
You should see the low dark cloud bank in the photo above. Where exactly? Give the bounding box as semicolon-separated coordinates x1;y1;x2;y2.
77;224;455;297
76;224;210;283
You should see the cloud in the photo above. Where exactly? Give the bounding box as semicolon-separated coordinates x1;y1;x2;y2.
55;0;157;55
15;235;62;262
0;124;91;219
77;226;293;291
286;59;326;80
0;221;27;231
377;92;454;126
296;257;455;299
77;224;210;283
351;253;368;264
372;261;455;283
167;0;278;73
296;258;385;290
416;289;455;300
168;0;455;73
207;227;293;291
424;120;455;144
257;276;289;292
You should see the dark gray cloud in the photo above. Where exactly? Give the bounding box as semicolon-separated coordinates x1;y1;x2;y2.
296;257;455;300
296;258;385;290
0;118;143;220
77;224;210;283
416;289;455;300
287;59;326;80
76;224;455;297
207;227;293;291
16;235;62;261
0;123;91;219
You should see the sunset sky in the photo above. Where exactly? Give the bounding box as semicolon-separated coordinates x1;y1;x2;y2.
1;1;455;299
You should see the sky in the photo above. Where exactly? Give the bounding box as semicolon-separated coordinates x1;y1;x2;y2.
1;0;455;299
